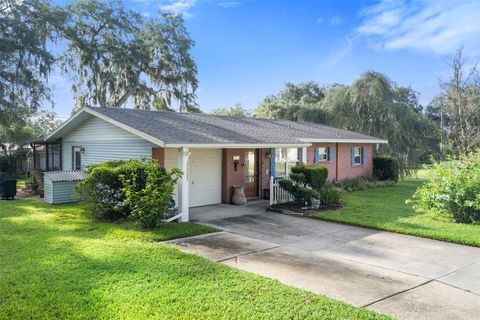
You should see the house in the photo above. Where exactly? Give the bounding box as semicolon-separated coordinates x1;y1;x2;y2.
45;106;387;221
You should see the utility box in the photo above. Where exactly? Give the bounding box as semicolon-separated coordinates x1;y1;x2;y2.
44;171;86;204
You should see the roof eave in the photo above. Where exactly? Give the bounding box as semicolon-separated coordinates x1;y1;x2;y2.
299;138;388;144
165;143;311;149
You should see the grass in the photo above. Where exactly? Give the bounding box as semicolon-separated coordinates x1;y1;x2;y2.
312;179;480;247
0;200;390;320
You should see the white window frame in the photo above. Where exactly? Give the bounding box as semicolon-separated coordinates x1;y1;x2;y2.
354;147;362;165
275;147;301;177
318;147;328;161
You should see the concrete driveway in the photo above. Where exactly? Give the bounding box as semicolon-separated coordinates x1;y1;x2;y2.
166;200;480;320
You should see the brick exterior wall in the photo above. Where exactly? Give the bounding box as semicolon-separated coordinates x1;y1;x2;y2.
151;147;165;166
336;143;373;181
306;143;374;182
222;148;270;204
306;143;336;181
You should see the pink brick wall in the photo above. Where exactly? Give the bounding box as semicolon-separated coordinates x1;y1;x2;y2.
306;143;336;181
306;143;374;182
336;143;373;181
221;145;373;203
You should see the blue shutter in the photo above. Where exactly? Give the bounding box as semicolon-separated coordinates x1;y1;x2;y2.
328;146;334;162
362;147;367;167
270;148;276;177
314;147;319;164
351;147;355;167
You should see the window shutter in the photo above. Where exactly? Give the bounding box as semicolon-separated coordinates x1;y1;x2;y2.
328;146;334;162
362;147;367;167
314;147;319;164
270;148;276;177
351;147;355;167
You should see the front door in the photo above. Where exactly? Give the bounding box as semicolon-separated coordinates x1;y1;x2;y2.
244;149;259;198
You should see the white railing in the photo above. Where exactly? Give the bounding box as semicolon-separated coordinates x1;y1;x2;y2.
270;176;294;205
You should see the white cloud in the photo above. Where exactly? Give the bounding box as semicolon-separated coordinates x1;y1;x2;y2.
216;1;240;8
328;16;342;26
316;16;342;26
159;0;196;17
356;0;480;54
318;37;354;69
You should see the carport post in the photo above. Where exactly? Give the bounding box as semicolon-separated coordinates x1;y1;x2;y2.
302;147;308;164
177;147;190;222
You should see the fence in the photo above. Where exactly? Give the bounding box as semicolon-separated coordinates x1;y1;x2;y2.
269;176;294;205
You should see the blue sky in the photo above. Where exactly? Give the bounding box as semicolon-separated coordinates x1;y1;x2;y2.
50;0;480;118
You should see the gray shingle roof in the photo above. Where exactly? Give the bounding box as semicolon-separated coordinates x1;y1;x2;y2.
44;170;86;182
86;106;386;146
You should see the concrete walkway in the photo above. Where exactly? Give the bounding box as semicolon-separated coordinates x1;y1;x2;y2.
166;201;480;320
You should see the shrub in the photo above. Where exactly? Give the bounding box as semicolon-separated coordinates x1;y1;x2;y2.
121;160;181;228
319;184;344;205
337;176;395;192
278;179;319;205
75;161;128;220
75;160;182;227
410;151;480;224
373;156;399;182
278;164;326;205
291;165;328;190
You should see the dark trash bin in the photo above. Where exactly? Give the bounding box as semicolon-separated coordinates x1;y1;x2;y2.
0;172;17;200
263;188;270;200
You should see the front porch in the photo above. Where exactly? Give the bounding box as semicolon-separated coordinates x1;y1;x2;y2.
164;146;308;222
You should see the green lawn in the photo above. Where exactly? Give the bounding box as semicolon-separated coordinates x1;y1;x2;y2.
312;179;480;247
0;200;389;320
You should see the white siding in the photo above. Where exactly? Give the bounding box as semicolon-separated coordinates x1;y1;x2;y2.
44;179;53;204
44;179;80;204
62;116;155;170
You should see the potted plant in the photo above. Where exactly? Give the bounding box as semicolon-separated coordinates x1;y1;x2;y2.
311;198;320;209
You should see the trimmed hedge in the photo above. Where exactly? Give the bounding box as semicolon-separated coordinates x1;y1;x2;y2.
279;164;328;204
373;156;399;182
291;164;328;190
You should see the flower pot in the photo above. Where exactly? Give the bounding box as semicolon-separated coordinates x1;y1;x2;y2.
311;199;320;209
232;185;247;205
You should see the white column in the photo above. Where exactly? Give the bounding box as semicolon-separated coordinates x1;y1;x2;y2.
177;147;189;222
302;147;308;164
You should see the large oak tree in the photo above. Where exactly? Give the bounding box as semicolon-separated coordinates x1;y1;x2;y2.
61;0;198;112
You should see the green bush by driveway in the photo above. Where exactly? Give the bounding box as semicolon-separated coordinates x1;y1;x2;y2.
0;200;390;320
312;179;480;247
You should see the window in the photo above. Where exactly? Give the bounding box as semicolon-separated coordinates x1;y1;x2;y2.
318;147;328;161
73;146;82;170
244;151;255;183
275;148;300;176
354;147;362;165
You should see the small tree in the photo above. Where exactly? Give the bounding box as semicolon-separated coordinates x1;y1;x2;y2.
278;164;327;205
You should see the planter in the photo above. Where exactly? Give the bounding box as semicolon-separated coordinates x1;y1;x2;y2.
232;185;247;205
311;199;320;210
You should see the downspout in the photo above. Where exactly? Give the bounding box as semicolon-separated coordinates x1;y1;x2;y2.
335;143;339;182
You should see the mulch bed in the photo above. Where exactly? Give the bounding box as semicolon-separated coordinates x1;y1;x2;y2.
269;202;342;216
